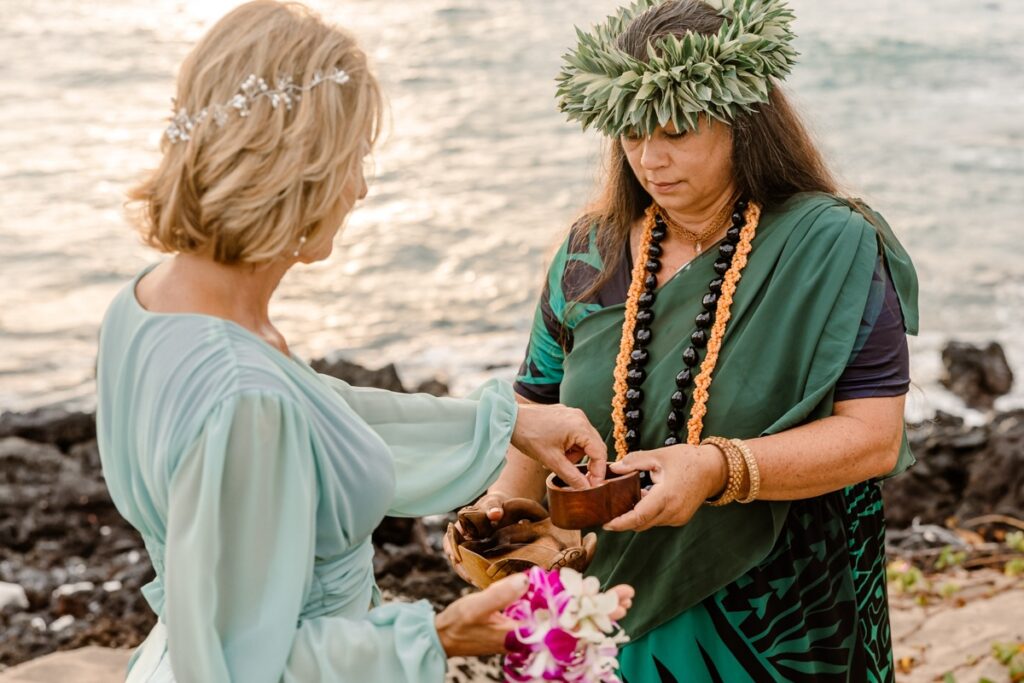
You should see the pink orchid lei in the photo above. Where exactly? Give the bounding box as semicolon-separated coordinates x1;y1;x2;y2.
503;567;629;683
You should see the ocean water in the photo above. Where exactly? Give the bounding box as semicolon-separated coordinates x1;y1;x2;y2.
1;0;1022;417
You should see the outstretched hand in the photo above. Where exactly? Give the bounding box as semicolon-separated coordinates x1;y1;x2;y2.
511;403;607;489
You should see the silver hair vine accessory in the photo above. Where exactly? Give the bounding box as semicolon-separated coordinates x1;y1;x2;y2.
165;67;351;144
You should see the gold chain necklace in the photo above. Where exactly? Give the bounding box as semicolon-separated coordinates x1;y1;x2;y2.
657;195;739;255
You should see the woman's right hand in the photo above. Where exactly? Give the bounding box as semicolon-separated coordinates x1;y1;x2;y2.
434;573;635;657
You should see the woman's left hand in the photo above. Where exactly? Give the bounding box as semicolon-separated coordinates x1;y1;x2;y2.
602;443;727;532
511;403;608;489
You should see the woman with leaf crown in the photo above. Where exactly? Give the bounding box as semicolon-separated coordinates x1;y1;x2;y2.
448;0;918;680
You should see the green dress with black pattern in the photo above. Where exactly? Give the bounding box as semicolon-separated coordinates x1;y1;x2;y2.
514;193;918;682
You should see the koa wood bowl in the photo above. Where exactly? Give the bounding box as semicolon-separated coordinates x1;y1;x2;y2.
546;465;641;530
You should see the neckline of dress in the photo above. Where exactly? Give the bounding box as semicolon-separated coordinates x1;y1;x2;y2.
128;262;306;367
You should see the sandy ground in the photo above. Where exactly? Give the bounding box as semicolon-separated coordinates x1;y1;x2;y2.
2;570;1020;683
0;647;130;683
891;569;1024;682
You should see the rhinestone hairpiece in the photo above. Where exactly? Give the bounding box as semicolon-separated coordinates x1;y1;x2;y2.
164;67;351;144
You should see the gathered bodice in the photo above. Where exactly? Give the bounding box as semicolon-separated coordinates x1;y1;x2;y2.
96;264;518;682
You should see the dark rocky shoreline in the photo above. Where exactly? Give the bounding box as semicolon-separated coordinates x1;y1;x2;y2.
1;348;1022;671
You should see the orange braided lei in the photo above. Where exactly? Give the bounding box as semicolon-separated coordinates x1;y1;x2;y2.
610;202;762;460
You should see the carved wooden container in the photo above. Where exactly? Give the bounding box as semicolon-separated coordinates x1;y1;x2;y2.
546;465;641;530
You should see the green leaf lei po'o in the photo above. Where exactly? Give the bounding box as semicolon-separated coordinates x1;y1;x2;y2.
555;0;799;137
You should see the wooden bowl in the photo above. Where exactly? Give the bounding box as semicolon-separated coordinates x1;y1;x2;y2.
546;465;641;530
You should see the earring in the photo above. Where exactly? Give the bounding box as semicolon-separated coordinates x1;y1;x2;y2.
292;234;307;258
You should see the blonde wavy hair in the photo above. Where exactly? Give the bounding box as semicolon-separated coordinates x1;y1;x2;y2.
128;0;384;264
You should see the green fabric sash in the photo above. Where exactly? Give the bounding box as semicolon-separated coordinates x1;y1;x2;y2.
558;193;919;639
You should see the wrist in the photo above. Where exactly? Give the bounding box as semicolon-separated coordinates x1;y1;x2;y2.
434;612;453;657
698;443;728;500
509;404;535;452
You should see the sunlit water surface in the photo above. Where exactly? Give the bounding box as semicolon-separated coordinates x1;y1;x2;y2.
1;0;1022;420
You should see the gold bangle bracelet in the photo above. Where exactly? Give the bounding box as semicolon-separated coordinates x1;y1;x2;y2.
731;438;760;503
701;437;744;507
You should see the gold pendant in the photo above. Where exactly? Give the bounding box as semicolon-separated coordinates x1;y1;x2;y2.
695;241;702;255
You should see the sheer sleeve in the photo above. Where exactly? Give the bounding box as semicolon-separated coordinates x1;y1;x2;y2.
165;391;446;683
319;376;517;516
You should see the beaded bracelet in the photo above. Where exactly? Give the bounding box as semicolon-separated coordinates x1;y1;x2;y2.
701;436;744;507
730;438;761;503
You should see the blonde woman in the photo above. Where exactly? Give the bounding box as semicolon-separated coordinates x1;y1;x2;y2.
97;2;631;681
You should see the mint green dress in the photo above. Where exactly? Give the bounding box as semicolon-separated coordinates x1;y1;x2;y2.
96;265;518;683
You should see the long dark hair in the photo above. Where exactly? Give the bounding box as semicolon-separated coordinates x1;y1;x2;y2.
575;0;846;301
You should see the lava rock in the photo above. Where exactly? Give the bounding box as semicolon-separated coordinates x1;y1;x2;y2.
0;408;95;451
958;409;1024;520
940;341;1014;410
884;408;1024;527
68;440;102;472
0;430;154;668
414;378;450;397
310;358;406;392
372;517;418;547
